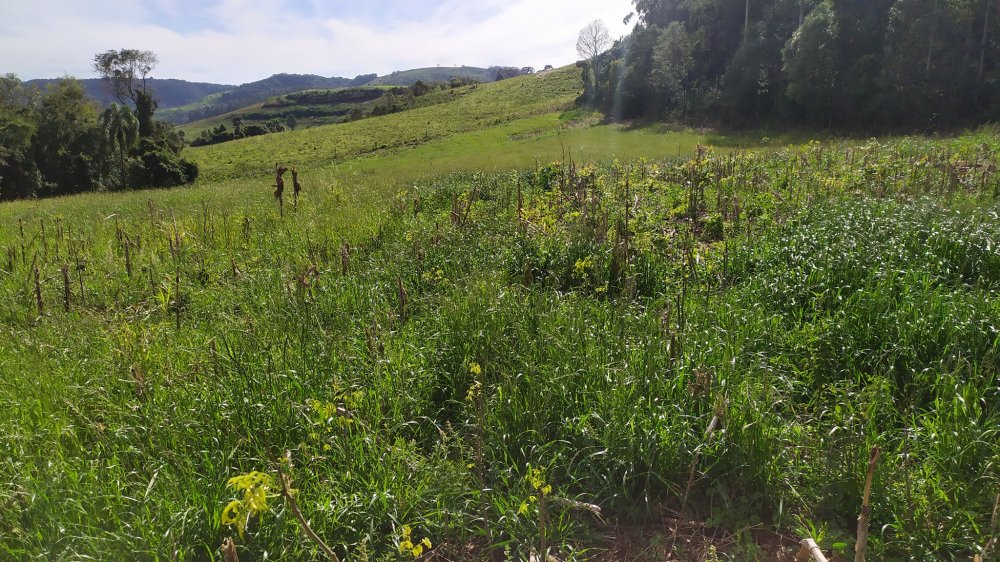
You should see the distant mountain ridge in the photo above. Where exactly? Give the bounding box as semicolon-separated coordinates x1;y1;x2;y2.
368;66;534;86
27;65;526;125
24;77;234;109
158;73;377;124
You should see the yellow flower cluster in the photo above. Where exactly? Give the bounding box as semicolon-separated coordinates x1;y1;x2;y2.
221;471;275;538
519;465;553;515
465;380;482;403
397;524;432;558
526;466;552;496
307;395;357;431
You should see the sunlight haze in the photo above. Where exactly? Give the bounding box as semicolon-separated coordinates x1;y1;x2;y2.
0;0;635;83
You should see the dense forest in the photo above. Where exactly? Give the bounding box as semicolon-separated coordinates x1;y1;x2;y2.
585;0;1000;129
25;77;233;110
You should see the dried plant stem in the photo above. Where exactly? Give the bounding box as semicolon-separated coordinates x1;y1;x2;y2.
277;454;341;562
77;261;85;305
124;235;132;278
538;492;548;561
174;267;181;331
221;537;240;562
855;445;881;562
62;264;70;312
33;265;43;314
978;492;1000;562
669;409;723;554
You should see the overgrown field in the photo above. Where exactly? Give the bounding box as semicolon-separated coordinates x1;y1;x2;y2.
2;125;999;561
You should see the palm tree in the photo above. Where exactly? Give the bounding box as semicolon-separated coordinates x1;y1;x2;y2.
100;103;138;190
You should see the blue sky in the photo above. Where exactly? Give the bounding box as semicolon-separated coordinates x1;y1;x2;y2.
1;0;635;84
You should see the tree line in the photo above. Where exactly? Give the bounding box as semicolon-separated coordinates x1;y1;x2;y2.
582;0;1000;130
0;50;198;201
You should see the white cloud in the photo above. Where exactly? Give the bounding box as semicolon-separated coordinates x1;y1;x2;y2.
0;0;634;84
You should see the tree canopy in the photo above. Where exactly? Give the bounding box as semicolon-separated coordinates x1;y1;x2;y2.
92;49;159;106
585;0;1000;130
0;49;198;200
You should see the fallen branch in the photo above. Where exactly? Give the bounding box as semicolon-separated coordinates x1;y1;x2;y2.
795;538;829;562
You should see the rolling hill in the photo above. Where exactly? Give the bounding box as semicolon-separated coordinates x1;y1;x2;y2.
25;77;233;108
186;66;585;182
367;65;499;85
26;66;528;127
157;73;375;124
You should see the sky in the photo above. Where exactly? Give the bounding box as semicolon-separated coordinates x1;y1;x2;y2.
0;0;635;85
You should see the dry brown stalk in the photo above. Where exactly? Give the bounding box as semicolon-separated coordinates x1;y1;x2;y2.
341;242;350;276
291;167;302;207
978;492;1000;562
669;403;725;555
131;365;147;399
174;268;181;330
221;537;240;562
33;264;43;314
450;192;460;225
854;445;881;562
462;186;479;225
274;163;288;216
62;264;70;312
277;452;341;562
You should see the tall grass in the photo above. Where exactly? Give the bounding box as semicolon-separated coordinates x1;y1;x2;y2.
2;132;999;561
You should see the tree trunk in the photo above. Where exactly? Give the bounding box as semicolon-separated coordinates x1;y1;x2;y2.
926;0;939;77
745;0;751;42
979;0;991;85
119;144;127;190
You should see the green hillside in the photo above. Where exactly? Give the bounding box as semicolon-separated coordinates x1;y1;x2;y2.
3;58;999;562
188;67;592;182
159;73;373;124
367;65;497;85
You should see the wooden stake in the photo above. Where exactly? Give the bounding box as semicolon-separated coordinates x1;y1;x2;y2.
855;445;881;562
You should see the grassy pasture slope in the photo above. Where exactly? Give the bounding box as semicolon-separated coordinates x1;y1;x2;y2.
2;63;998;562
